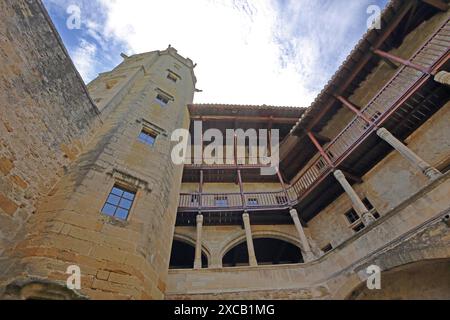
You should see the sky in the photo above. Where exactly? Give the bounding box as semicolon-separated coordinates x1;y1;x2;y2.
42;0;389;107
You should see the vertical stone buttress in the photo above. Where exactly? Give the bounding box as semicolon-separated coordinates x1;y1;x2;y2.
2;48;196;300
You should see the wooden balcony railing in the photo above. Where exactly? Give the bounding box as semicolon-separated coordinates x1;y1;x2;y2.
186;157;271;168
178;19;449;213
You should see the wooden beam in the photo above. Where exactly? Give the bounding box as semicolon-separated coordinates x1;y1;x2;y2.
237;169;246;209
381;56;400;69
373;49;431;74
307;132;334;167
199;170;204;211
191;115;299;124
421;0;449;11
310;132;331;143
335;95;374;124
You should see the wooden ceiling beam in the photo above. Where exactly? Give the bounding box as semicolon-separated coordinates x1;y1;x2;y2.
190;115;299;124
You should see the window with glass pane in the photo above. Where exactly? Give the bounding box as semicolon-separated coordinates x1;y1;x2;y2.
345;209;360;224
215;196;228;207
101;185;136;220
138;129;157;146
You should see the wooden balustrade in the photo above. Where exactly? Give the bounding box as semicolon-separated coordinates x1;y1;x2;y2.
178;19;449;213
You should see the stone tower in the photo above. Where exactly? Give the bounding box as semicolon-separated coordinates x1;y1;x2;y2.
3;47;197;299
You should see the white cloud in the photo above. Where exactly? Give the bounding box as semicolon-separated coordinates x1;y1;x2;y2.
94;0;320;107
72;39;97;80
45;0;385;107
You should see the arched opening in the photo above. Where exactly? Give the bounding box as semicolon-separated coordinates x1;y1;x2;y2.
348;259;450;300
169;240;208;269
222;238;303;267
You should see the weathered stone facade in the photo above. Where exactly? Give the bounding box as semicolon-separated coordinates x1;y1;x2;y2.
1;47;196;299
0;0;101;291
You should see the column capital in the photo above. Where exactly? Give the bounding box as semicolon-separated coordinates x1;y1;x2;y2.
289;208;299;219
196;214;204;224
435;71;450;86
333;169;345;180
242;212;250;219
376;127;391;139
377;127;442;180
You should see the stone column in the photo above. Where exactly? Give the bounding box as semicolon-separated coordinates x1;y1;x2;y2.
194;214;204;270
435;71;450;86
289;209;315;262
333;170;376;225
242;212;258;267
377;128;442;180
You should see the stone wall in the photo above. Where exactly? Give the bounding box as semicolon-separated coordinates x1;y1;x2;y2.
0;0;100;283
1;44;197;299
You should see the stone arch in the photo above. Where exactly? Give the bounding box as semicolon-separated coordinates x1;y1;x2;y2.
171;234;211;268
334;220;450;299
219;230;303;260
221;231;304;267
346;258;450;300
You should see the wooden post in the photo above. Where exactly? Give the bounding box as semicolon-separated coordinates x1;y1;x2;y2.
199;170;203;211
276;167;290;205
372;49;431;74
307;132;334;167
335;95;375;125
237;169;246;209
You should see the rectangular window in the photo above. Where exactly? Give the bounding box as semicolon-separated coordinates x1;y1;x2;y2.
345;198;379;233
156;93;170;105
345;209;360;224
167;70;181;83
101;185;136;220
353;222;365;233
155;89;174;106
363;197;380;220
138;129;157;146
215;196;229;207
322;243;333;253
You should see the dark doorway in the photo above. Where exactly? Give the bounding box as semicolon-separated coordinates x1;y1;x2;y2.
222;238;303;267
169;240;208;269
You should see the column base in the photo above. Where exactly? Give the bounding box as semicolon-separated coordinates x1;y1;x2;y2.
193;261;202;270
249;258;258;267
361;212;376;226
423;167;443;180
303;251;316;263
